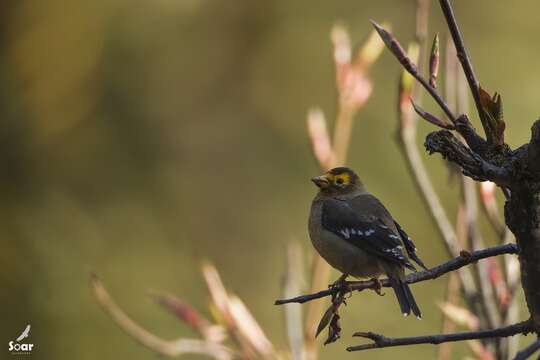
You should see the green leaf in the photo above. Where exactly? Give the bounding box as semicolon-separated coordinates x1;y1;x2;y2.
478;87;505;145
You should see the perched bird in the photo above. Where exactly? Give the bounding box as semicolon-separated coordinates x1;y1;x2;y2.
308;167;426;318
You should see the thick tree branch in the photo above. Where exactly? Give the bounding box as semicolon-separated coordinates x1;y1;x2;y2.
425;130;511;185
274;244;518;305
347;319;533;352
454;115;489;155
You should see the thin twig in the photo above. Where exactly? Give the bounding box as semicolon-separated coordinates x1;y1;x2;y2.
513;338;540;360
437;201;468;360
152;292;225;343
371;21;457;123
282;243;306;360
437;51;465;359
437;274;462;360
397;43;478;307
463;176;502;359
90;274;233;359
463;164;501;331
274;244;518;305
332;106;355;166
438;0;486;128
347;320;532;352
304;27;383;358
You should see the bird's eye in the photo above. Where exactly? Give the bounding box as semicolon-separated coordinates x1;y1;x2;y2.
336;178;344;185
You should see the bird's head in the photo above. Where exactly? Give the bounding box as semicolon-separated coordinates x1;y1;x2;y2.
311;167;364;195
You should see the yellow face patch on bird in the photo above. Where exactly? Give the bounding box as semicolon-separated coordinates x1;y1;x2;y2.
311;169;353;189
330;172;351;186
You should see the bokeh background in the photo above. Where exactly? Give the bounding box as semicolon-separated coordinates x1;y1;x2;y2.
1;0;539;359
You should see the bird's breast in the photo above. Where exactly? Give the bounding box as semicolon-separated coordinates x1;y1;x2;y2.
308;200;383;278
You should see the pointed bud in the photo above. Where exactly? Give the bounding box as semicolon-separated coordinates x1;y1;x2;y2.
429;34;440;88
478;87;506;145
411;99;455;129
370;20;417;74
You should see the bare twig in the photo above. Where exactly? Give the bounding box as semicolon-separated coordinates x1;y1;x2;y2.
480;181;507;239
283;243;306;360
332;107;355;166
202;263;275;358
304;26;383;359
152;293;225;343
307;109;335;170
371;20;457;123
397;48;478;308
513;338;540;360
437;55;467;359
90;274;232;359
438;204;466;360
438;0;486;130
347;320;533;352
275;244;518;305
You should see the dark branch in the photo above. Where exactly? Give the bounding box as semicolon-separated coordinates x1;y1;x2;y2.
514;338;540;360
347;319;533;351
425;130;511;186
438;0;486;131
372;18;493;157
411;99;455;130
274;243;518;305
454;114;489;155
527;119;540;178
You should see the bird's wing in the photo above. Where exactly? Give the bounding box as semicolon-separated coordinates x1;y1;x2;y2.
394;220;427;270
321;199;415;270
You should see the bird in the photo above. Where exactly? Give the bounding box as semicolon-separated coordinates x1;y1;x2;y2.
308;166;426;318
16;325;31;342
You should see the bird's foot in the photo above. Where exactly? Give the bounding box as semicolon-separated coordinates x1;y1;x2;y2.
370;278;385;296
329;274;351;295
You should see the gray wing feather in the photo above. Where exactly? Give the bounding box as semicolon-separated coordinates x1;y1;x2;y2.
321;199;415;270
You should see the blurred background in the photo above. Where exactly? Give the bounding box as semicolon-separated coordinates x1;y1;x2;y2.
1;0;539;359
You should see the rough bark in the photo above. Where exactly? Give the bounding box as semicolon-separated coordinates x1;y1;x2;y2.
427;119;540;334
505;120;540;333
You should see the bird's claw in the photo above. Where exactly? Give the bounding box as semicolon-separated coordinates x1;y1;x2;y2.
371;278;385;296
329;274;350;293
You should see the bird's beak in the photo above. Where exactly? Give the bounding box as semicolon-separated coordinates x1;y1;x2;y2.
311;175;330;188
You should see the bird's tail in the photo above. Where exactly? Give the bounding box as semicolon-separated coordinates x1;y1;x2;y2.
390;277;421;319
